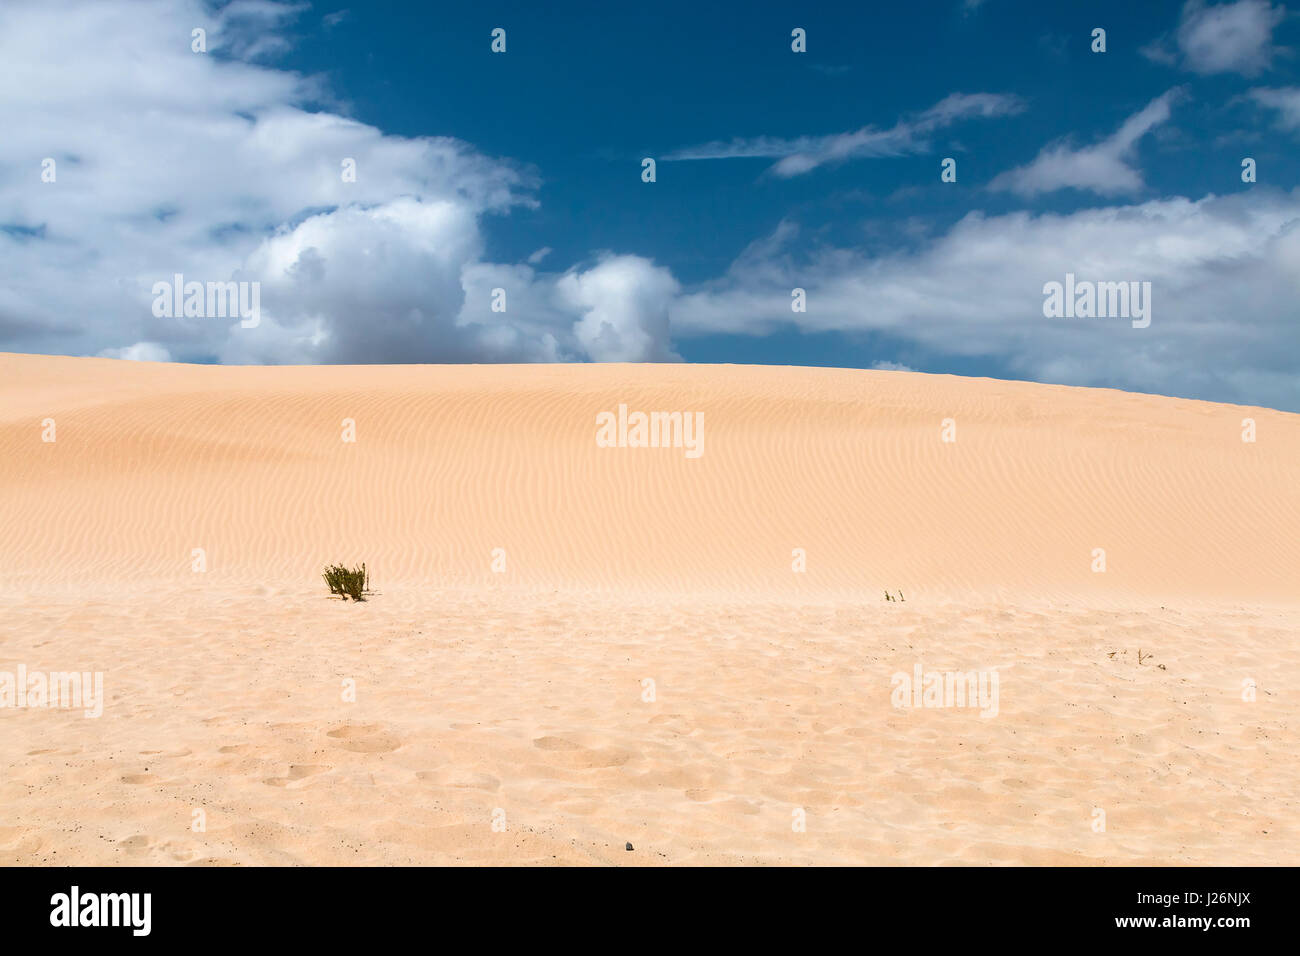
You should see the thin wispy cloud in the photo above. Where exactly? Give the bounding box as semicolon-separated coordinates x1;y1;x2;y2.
671;188;1300;411
212;0;307;60
664;92;1025;177
1249;86;1300;129
989;90;1183;197
1142;0;1287;76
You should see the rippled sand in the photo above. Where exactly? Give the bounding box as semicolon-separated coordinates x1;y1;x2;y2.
2;353;1296;864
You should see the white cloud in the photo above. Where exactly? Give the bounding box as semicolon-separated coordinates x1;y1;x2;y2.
0;0;678;366
98;342;173;362
989;91;1182;197
665;93;1025;177
1144;0;1287;76
227;198;489;364
671;189;1300;411
557;256;681;362
1249;86;1300;129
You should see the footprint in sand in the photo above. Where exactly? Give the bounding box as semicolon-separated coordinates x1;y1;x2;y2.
326;723;401;754
684;788;719;802
263;764;330;787
158;840;196;863
532;736;631;768
118;834;153;855
415;769;501;791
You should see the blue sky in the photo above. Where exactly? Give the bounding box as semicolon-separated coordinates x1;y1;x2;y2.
302;0;1267;269
2;0;1298;409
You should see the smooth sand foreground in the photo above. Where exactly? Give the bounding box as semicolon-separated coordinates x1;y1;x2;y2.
1;353;1297;864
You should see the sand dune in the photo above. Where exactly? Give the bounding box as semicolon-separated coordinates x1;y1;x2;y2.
3;353;1296;602
1;352;1296;864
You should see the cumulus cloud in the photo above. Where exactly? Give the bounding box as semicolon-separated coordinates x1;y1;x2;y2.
227;199;490;364
1143;0;1287;76
989;90;1182;197
97;342;173;362
671;189;1300;411
557;256;681;362
0;0;678;365
664;93;1024;177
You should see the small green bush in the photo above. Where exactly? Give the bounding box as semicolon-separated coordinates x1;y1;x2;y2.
323;563;369;601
